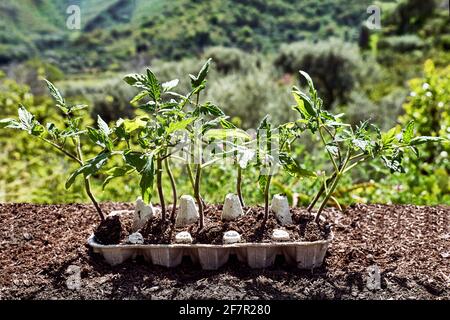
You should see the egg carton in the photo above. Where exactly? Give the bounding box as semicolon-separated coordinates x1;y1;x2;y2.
87;233;333;270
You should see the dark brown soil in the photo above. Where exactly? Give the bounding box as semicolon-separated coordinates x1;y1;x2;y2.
94;215;122;245
138;205;328;245
141;217;172;244
0;203;448;300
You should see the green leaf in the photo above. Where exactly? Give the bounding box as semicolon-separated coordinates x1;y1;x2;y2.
352;139;368;151
124;151;147;172
97;115;111;136
299;71;315;91
121;117;147;134
70;104;88;112
204;128;251;141
258;174;268;193
381;127;398;146
130;91;148;104
409;136;444;146
190;58;212;88
87;127;112;150
65;152;110;189
325;144;339;157
43;79;66;110
0;118;18;129
166;118;195;134
102;165;134;190
123;74;144;86
194;102;225;117
140;155;154;203
292;89;316;117
162;79;179;92
402;120;415;144
16;105;43;135
279;153;316;178
146;69;161;101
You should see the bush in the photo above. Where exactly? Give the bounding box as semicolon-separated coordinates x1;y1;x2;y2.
273;39;365;107
378;35;427;53
202;46;251;74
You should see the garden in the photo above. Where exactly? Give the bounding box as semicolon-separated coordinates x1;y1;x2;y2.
0;0;449;301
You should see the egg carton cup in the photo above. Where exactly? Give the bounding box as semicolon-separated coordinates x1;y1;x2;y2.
88;233;333;270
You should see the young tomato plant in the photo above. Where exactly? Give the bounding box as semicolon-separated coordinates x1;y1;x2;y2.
293;71;445;223
255;115;314;227
0;80;108;221
183;59;250;229
120;68;192;221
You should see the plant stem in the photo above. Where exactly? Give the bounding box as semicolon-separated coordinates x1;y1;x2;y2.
194;163;204;229
156;156;166;221
315;151;351;223
74;138;104;222
186;164;195;189
315;173;341;223
237;166;244;207
307;172;337;212
262;175;272;227
165;158;177;221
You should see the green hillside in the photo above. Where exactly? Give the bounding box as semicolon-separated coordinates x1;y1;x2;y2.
0;0;375;71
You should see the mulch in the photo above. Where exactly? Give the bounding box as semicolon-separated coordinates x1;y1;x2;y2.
0;202;448;300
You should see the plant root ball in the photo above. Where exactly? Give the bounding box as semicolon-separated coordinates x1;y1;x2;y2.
94;215;123;245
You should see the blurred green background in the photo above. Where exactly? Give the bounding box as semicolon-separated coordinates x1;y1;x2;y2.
0;0;449;206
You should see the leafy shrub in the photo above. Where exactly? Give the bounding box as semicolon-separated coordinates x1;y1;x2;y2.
378;35;427;53
273;39;365;107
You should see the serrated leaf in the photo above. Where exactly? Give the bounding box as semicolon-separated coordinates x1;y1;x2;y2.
352;139;368;151
123;74;143;86
293;89;316;117
146;69;161;101
43;79;65;108
123;151;147;172
130;91;148;104
97;115;111;136
258;174;268;193
162;79;179;92
194;102;225;117
0;118;18;129
166;118;195;134
409;136;444;146
65;152;110;189
402;120;415;144
190;58;212;88
325;144;339;157
102;165;134;190
279;153;316;178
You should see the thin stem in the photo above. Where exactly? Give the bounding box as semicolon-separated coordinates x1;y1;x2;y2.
186;164;195;189
318;124;339;173
41;138;82;165
262;174;272;228
74;138;104;222
194;163;204;229
237;166;244;207
156;156;166;221
315;150;351;223
307;172;337;212
165;158;177;221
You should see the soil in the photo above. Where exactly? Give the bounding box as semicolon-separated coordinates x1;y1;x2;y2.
0;202;448;300
94;215;122;245
137;205;328;245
